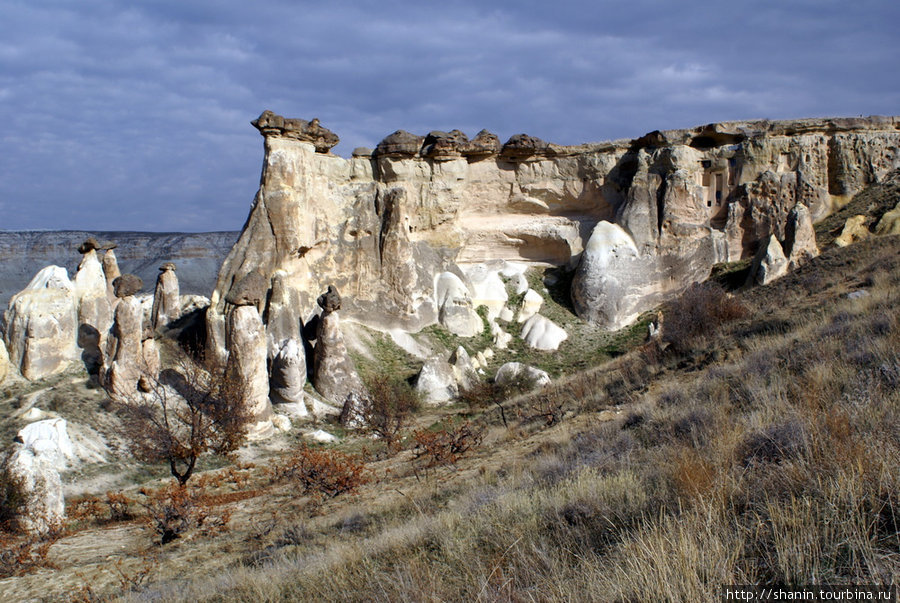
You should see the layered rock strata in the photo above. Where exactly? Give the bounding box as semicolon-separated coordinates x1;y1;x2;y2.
208;112;900;355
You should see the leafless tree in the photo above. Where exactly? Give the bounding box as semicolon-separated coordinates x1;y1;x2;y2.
109;348;251;486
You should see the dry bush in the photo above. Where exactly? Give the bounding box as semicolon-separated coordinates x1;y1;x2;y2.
111;352;252;485
361;375;421;452
278;445;369;500
662;281;747;354
411;418;483;475
139;482;230;545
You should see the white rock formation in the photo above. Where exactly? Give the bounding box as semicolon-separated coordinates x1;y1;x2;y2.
0;339;9;384
835;215;870;247
748;235;789;286
783;204;819;270
4;266;79;380
17;418;75;472
520;314;568;351
494;362;551;389
4;445;65;534
102;247;121;304
270;338;307;410
225;304;274;436
106;294;143;398
151;262;180;330
450;346;477;390
517;289;544;323
434;272;481;337
74;244;113;373
415;356;459;404
311;287;368;414
491;321;512;349
463;263;508;320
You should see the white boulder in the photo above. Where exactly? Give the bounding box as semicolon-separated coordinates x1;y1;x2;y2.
434;272;482;337
416;356;459;404
494;362;551;389
520;314;568;351
517;289;544;323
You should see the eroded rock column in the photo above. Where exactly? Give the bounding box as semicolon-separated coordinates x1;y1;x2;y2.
151;262;180;330
105;274;144;398
74;238;113;374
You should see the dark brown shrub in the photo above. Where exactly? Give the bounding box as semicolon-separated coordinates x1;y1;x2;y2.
662;282;748;353
362;376;421;452
411;418;483;474
279;445;369;499
139;482;228;544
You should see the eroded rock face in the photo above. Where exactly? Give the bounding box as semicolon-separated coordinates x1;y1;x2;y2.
270;338;306;407
748;235;789;286
415;356;458;405
105;294;143;398
4;444;65;535
208;112;900;342
4;266;79;380
0;339;9;384
225;303;274;436
312;292;367;408
783;204;819;270
74;245;113;373
151;263;180;330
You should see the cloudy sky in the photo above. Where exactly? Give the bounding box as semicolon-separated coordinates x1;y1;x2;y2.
1;1;897;232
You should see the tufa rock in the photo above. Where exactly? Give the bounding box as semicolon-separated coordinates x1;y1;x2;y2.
434;272;482;337
875;200;900;236
460;129;502;158
225;304;274;435
415;356;459;405
4;444;65;535
0;339;9;384
520;314;568;351
783;204;819;270
501;133;550;158
317;284;342;313
269;339;307;409
747;235;789;286
151;262;180;330
834;215;870;247
104;295;143;398
494;362;551;389
77;237;100;254
226;271;268;308
421;130;469;161
312;288;367;408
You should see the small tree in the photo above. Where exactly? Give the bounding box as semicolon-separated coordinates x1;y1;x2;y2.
362;376;420;452
110;351;251;485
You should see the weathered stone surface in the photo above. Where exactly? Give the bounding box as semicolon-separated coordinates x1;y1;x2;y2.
317;284;342;313
253;110;339;153
270;338;307;409
77;237;100;254
520;314;568;351
312;303;366;406
74;248;112;373
17;419;75;472
139;337;160;392
434;272;481;337
105;296;143;398
875;201;900;236
422;130;469;161
225;305;272;419
265;269;302;362
0;338;9;384
207;113;900;344
835;215;870;247
415;356;458;405
4;444;65;535
225;270;267;308
4;266;79;380
375;130;425;157
783;204;819;270
747;235;789;286
460;129;502;158
450;345;477;390
517;289;544;323
113;274;143;298
494;362;551;389
151;263;180;330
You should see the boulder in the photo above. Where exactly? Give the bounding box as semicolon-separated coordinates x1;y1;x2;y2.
875;201;900;236
225;270;268;308
460;129;502;158
464;264;508;321
16;418;75;472
415;357;458;405
501;133;549;158
491;321;512;349
520;314;568;351
252;110;339;153
835;215;870;247
494;362;551;389
113;274;143;298
375;130;425;157
151;262;180;330
747;235;789;286
450;346;478;390
4;266;78;380
435;272;481;337
517;289;544;323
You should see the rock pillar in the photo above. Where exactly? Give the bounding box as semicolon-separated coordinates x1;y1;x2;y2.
105;274;144;398
151;262;180;330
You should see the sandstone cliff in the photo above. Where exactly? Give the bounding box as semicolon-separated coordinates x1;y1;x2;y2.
209;112;900;347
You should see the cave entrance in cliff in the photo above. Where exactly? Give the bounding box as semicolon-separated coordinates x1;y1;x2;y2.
701;171;726;208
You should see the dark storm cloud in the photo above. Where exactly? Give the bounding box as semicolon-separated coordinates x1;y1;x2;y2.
0;0;897;231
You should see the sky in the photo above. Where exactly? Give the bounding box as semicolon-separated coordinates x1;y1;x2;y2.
1;1;898;232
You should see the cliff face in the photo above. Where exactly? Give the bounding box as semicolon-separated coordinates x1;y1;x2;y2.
208;113;900;345
0;231;238;308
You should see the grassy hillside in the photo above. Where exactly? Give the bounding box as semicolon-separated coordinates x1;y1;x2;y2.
2;227;898;600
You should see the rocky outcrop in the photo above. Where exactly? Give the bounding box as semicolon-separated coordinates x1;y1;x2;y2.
74;240;113;374
208;112;900;347
835;215;870;247
151;262;180;330
747;235;789;286
520;314;568;351
104;275;144;398
311;287;367;409
415;356;458;404
253;110;339;153
3;266;79;380
3;442;65;535
494;362;551;389
0;338;9;384
783;204;819;269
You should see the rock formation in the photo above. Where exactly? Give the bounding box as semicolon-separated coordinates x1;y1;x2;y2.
748;235;789;286
151;262;180;330
74;238;113;374
0;338;9;384
104;274;144;398
310;286;367;411
3;266;79;380
494;362;551;389
206;112;899;355
415;356;458;404
102;246;121;305
224;272;274;437
3;441;65;535
520;314;568;351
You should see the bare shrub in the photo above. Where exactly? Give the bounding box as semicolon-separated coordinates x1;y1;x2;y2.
362;376;421;452
278;445;369;500
139;481;229;545
737;420;807;466
110;351;252;485
411;418;483;475
662;282;747;353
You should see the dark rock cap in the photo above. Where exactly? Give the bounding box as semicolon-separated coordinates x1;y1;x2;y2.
77;237;100;254
375;130;425;158
159;262;176;272
461;129;502;158
252;110;339;153
421;129;469;160
113;274;143;298
317;285;342;313
501;133;550;158
225;271;268;307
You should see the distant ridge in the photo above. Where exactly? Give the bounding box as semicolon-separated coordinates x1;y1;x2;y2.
0;230;239;307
